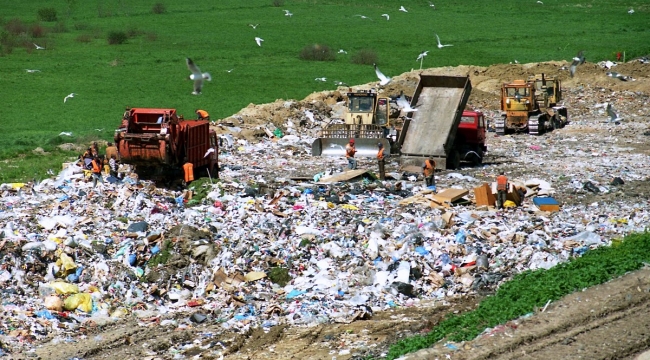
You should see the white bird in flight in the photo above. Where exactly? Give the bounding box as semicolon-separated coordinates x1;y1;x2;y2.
381;14;390;20
63;93;76;103
186;58;212;95
399;6;408;12
333;80;348;86
255;37;264;46
628;8;634;14
226;68;234;73
354;15;372;20
428;1;435;8
435;34;453;48
338;49;347;54
204;148;216;158
397;94;418;112
284;9;293;17
416;51;429;61
537;0;543;4
33;43;45;50
373;63;392;86
315;77;327;82
26;69;41;73
248;24;259;29
59;132;73;136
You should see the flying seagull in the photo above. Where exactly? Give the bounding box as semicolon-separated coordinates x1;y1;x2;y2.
397;94;418;113
606;103;623;123
255;37;264;46
33;43;45;50
354;15;372;20
333;80;348;86
338;49;347;54
226;68;234;73
248;24;259;29
63;93;76;103
315;77;327;82
435;34;453;48
373;63;392;86
186;58;212;95
569;50;585;77
59;132;73;136
204;148;216;158
399;6;408;12
428;1;435;8
416;51;428;69
25;69;41;73
283;9;293;17
628;8;634;14
381;13;390;20
537;0;543;4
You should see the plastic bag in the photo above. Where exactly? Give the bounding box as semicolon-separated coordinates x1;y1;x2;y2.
50;281;79;295
64;293;93;312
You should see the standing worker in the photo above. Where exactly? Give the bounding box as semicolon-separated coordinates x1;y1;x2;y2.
423;157;436;188
496;171;509;209
346;139;357;170
196;109;210;120
182;161;194;187
91;156;103;187
376;142;386;180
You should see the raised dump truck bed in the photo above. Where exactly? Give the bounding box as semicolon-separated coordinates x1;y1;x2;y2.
399;75;472;169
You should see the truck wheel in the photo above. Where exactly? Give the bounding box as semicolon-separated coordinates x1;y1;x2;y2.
448;150;461;170
473;149;483;166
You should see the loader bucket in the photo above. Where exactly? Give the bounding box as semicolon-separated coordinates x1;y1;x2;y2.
312;138;391;157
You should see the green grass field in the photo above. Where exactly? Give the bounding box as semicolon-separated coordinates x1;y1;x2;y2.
0;0;648;182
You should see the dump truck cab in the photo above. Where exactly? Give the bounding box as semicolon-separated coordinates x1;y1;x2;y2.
456;110;488;165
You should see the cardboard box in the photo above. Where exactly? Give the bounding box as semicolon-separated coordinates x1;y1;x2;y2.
533;197;560;212
473;183;496;207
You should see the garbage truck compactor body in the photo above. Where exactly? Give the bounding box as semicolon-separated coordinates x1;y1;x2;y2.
114;108;218;179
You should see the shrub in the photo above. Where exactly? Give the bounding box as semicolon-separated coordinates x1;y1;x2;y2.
37;7;58;22
50;21;68;33
107;30;127;45
75;34;92;43
299;43;336;61
4;18;27;36
145;31;158;42
152;2;166;14
30;23;47;38
126;25;144;38
352;48;377;65
272;0;284;7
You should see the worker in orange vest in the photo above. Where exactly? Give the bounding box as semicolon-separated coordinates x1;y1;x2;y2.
496;171;509;209
182;162;194;187
345;139;357;170
423;158;436;188
377;142;386;180
91;156;103;187
196;109;210;120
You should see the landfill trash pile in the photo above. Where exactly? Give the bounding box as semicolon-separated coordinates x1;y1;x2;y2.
1;61;649;359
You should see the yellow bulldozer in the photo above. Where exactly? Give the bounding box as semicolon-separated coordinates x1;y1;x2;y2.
495;73;568;135
311;89;398;157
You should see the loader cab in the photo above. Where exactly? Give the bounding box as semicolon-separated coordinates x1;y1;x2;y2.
345;90;389;126
529;74;562;107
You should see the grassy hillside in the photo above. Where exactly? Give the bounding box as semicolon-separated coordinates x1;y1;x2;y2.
0;0;648;181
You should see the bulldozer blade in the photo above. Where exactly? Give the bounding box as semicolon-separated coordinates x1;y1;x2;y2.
312;138;391;157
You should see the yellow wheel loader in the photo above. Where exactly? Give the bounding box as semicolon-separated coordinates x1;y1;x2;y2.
495;73;568;135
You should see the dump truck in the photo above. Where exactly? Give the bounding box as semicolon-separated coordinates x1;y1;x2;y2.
495;73;568;135
311;89;397;157
398;75;485;169
114;108;218;180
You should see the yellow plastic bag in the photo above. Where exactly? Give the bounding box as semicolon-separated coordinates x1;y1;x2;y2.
63;293;93;312
50;281;79;295
340;204;359;211
503;200;516;208
59;253;77;272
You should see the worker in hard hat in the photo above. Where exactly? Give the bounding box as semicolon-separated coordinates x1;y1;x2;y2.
377;142;386;180
496;171;509;209
345;139;357;170
196;109;210;120
423;157;436;188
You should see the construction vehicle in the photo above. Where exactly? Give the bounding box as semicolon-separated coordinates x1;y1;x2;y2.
495;74;568;135
114;108;218;179
399;75;485;169
311;89;397;157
